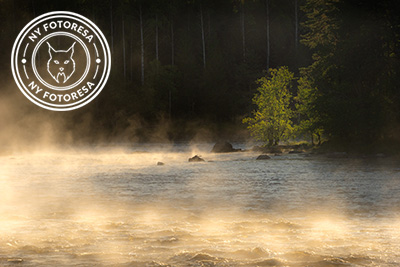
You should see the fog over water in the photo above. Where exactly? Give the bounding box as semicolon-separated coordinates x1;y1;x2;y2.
1;143;400;266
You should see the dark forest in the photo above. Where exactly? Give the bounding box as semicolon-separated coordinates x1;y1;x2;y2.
0;0;399;151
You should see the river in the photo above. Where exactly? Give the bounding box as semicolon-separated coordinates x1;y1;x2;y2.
1;143;399;266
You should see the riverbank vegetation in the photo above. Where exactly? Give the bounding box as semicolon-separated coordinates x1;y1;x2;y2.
244;0;400;152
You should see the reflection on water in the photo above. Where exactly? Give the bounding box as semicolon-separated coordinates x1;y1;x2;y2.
1;143;400;266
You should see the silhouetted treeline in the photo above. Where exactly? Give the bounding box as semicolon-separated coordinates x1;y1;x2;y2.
299;0;400;149
0;0;399;146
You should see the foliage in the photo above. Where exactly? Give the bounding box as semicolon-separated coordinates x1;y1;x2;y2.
301;0;339;50
243;67;295;146
300;0;400;146
295;68;323;144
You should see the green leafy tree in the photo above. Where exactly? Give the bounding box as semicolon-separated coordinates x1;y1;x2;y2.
243;66;295;146
295;68;323;145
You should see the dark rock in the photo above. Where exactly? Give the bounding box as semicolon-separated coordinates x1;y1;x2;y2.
256;154;271;160
188;155;205;162
211;141;241;153
7;259;23;263
157;162;165;166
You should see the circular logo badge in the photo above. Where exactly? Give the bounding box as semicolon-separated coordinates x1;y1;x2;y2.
11;11;111;111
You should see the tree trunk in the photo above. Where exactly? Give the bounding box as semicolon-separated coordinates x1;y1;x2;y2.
122;15;126;79
187;5;190;33
207;10;211;36
268;139;273;147
130;22;133;81
200;1;206;68
295;0;298;51
110;0;114;55
241;3;246;62
140;5;144;85
169;89;172;120
266;0;270;71
156;14;159;61
171;18;174;65
311;132;314;145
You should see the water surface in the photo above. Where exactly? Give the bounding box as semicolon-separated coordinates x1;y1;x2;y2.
1;143;400;266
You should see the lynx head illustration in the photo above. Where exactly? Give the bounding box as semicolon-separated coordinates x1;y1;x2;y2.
47;42;76;84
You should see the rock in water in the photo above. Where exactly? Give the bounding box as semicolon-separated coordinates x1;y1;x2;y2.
211;141;240;153
7;259;23;263
189;155;205;162
157;162;165;166
256;154;271;160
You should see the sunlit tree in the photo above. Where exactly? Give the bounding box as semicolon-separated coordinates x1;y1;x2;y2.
243;66;295;146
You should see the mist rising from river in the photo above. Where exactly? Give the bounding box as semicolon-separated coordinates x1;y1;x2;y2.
1;144;400;266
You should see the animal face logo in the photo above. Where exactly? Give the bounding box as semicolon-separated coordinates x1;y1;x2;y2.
47;42;76;83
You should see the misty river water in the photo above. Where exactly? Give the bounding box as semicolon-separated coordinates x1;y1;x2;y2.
1;143;400;266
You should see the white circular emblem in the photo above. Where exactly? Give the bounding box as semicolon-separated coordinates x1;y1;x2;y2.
11;11;111;111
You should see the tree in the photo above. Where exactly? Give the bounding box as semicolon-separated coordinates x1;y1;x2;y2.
200;0;206;68
241;0;246;62
295;68;323;145
294;0;298;51
300;0;400;147
243;66;295;146
122;12;126;79
265;0;270;70
139;4;145;85
301;0;339;50
155;13;159;61
109;0;114;56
